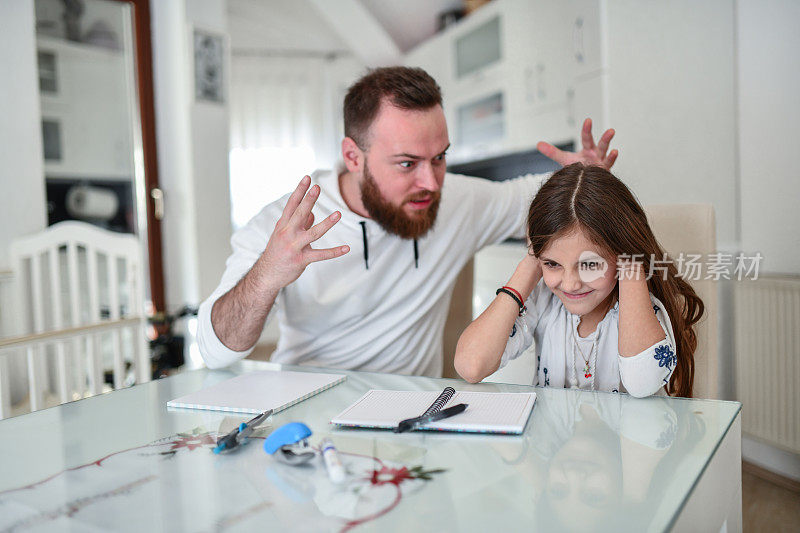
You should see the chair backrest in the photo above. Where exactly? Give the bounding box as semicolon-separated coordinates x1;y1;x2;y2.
644;204;718;399
443;259;474;379
1;221;150;417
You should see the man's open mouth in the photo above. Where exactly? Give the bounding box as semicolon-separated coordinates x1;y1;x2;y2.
407;197;432;209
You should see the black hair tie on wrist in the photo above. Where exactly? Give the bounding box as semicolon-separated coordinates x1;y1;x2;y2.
496;288;527;317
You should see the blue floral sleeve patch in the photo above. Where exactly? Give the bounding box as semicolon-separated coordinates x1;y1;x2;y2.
654;344;676;371
653;304;660;314
510;324;517;338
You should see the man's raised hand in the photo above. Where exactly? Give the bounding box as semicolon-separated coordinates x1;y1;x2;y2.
537;118;618;170
257;175;349;290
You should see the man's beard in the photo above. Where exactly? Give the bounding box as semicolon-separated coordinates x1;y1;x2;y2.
359;160;441;239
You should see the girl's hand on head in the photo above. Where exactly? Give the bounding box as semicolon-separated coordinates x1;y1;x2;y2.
519;252;542;275
617;256;646;283
508;253;543;299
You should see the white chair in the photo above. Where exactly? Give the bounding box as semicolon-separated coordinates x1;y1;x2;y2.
0;221;150;417
443;259;475;379
645;204;718;399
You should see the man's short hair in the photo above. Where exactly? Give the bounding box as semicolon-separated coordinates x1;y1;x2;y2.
344;66;442;150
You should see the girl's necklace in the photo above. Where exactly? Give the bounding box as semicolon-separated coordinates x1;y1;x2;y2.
569;295;614;388
571;319;598;388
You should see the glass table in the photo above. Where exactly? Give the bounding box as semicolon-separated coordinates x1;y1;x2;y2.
0;361;741;532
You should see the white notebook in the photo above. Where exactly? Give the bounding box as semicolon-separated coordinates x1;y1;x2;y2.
331;389;536;434
167;370;346;414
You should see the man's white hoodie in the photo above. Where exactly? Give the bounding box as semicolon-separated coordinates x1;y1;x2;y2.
197;169;547;376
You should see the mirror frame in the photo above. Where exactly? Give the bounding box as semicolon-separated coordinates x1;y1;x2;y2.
113;0;165;315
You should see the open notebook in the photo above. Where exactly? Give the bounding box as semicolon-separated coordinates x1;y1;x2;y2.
331;389;536;434
167;370;346;414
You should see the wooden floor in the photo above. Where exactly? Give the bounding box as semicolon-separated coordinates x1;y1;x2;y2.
743;461;800;532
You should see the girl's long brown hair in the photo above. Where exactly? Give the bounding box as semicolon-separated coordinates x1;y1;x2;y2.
527;163;704;397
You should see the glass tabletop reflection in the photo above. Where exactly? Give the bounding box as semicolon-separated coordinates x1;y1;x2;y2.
0;361;740;532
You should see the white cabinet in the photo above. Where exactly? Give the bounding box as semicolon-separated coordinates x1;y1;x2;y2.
565;0;603;78
569;72;606;133
406;0;736;209
405;0;602;163
403;30;452;100
37;36;134;180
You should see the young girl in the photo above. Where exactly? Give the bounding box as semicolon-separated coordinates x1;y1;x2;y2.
455;163;704;397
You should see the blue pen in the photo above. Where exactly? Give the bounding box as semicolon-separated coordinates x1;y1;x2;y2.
213;409;272;454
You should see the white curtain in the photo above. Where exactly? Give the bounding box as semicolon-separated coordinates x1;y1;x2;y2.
229;55;341;229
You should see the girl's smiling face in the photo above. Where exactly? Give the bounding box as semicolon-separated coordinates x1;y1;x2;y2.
537;226;618;317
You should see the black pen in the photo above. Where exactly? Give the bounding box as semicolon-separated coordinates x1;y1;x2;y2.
395;403;468;433
213;409;272;454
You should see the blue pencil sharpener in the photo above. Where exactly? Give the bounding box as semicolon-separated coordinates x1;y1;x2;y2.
264;422;315;465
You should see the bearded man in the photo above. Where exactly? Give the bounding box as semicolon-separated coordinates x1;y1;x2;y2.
198;67;618;376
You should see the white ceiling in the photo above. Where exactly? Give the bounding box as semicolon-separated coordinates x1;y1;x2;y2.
358;0;463;53
228;0;465;56
227;0;349;54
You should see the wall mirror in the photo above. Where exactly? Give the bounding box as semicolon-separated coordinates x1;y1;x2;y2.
33;0;164;313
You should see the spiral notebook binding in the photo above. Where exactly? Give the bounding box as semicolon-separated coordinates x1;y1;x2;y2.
420;387;456;417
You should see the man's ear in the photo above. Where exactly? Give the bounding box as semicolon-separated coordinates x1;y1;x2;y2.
342;137;363;173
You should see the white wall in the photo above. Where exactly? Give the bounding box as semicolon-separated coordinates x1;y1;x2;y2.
734;0;800;479
228;0;348;54
186;0;234;302
737;0;800;276
604;0;738;253
0;1;47;274
151;0;233;316
150;0;233;367
150;0;199;311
